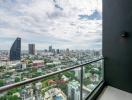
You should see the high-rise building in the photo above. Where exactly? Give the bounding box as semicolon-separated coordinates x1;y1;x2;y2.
56;49;60;54
52;49;55;54
68;80;80;100
10;37;21;61
49;45;52;52
29;44;35;55
35;82;42;100
66;48;70;55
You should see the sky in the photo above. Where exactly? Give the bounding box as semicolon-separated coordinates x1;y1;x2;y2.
0;0;102;50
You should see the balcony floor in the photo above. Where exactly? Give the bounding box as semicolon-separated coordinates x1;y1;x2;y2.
97;86;132;100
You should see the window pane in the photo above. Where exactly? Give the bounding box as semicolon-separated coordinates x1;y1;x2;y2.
82;59;103;99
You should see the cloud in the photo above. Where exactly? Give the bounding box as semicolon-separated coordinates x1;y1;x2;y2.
0;0;102;50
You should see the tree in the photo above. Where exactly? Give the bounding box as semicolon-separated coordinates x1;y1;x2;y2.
15;77;21;82
0;66;6;72
0;79;4;87
7;95;20;100
0;95;20;100
63;71;75;79
47;64;55;68
85;64;93;73
7;88;21;95
28;60;32;64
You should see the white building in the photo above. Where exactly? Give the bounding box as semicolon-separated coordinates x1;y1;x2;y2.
74;68;81;80
21;85;34;100
35;82;43;100
68;80;80;100
44;88;67;100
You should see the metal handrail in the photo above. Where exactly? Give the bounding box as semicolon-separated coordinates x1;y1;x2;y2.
0;57;104;93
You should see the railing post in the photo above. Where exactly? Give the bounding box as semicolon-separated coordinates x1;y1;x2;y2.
80;66;83;100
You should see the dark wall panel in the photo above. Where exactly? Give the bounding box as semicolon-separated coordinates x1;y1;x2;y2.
103;0;132;93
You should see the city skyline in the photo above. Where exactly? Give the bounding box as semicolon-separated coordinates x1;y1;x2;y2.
0;37;102;51
0;0;102;50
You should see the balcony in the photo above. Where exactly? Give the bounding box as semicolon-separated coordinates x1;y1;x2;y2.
1;0;132;100
0;58;104;100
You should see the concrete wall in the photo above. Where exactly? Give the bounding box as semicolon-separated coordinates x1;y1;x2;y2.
103;0;132;93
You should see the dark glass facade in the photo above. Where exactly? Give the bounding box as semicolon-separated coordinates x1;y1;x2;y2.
10;37;21;61
28;44;35;55
49;46;52;52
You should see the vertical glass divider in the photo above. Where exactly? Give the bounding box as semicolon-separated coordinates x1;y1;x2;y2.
80;65;83;100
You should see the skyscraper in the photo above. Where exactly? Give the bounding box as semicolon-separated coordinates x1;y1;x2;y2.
49;45;52;52
10;37;21;61
56;49;60;54
29;44;35;55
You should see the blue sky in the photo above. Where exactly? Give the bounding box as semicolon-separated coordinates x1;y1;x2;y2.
0;0;102;50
